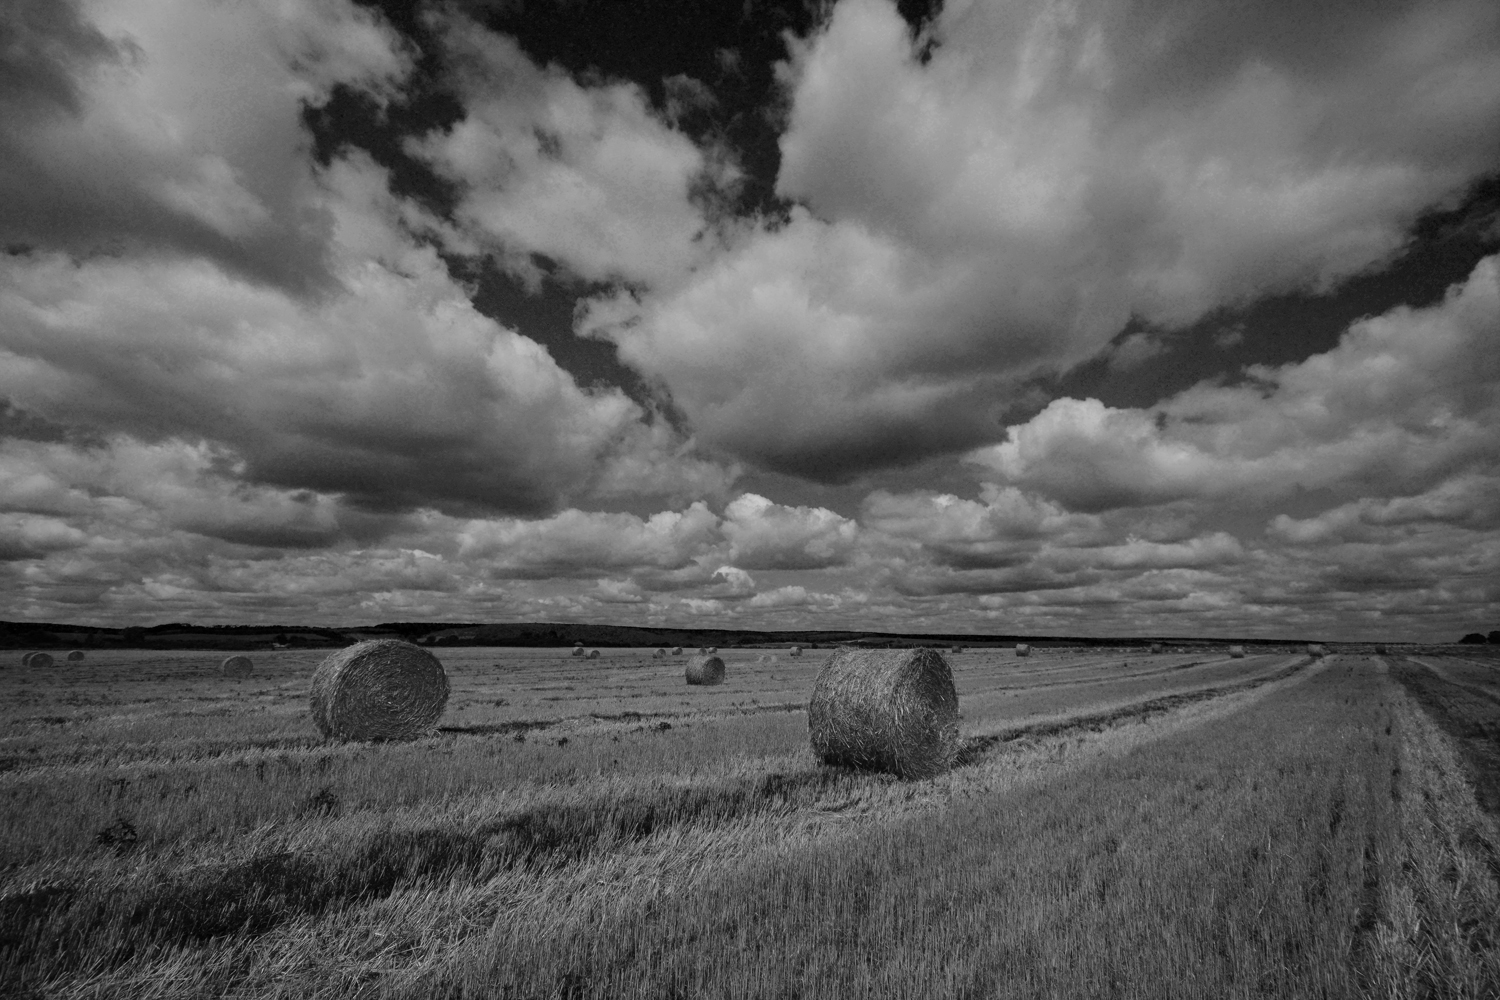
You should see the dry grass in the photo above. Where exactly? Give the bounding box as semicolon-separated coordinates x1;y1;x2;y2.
2;647;1496;998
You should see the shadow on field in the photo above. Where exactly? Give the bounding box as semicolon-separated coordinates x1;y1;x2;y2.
0;767;854;976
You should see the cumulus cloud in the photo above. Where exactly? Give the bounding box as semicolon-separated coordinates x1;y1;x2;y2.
457;503;720;577
721;492;858;569
582;0;1500;476
0;0;411;293
411;13;735;290
0;0;732;520
970;255;1500;510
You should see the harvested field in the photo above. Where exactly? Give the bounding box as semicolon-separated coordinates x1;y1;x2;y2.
2;646;1497;997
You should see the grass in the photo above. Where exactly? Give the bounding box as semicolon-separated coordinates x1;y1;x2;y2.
2;647;1498;997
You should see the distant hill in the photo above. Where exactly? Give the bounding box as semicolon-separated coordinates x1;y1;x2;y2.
1;618;1349;651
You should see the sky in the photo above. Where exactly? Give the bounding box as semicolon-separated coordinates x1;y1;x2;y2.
2;0;1498;641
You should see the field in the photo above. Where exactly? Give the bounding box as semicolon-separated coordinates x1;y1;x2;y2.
3;644;1500;998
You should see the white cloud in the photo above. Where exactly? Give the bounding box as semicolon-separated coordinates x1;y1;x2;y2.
457;503;720;577
412;14;733;290
721;492;858;569
970;255;1500;510
0;0;411;292
582;0;1500;476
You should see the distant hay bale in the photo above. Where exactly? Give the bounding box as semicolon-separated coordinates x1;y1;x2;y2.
685;654;726;686
571;646;584;657
1228;645;1246;658
66;650;85;662
1307;643;1327;658
707;646;718;653
221;655;253;677
758;653;777;664
790;646;802;657
953;646;964;654
1015;644;1030;657
808;647;960;780
587;649;600;659
21;651;36;667
654;648;666;658
29;652;54;668
309;639;448;742
672;646;683;655
1149;643;1163;654
697;646;708;654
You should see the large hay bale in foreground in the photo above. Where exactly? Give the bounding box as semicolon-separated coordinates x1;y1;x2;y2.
1228;645;1246;658
1015;644;1030;657
66;650;85;662
1307;643;1327;658
309;640;448;742
808;647;960;780
685;655;726;686
222;655;253;677
587;649;600;659
29;652;54;668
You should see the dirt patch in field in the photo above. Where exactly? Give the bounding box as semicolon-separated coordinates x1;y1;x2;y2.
1389;657;1500;818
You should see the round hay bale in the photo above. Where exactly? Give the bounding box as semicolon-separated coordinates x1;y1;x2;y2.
587;649;600;659
654;648;666;658
789;646;802;657
309;640;448;742
1015;644;1031;657
1307;643;1327;658
21;651;36;667
29;652;54;668
66;650;85;661
671;646;683;655
758;653;777;664
571;646;584;657
1228;645;1246;658
685;654;726;686
1149;643;1163;654
707;646;718;654
222;654;253;677
808;647;959;780
697;646;708;654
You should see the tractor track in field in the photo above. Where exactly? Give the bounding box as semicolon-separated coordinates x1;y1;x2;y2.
957;655;1315;763
1391;656;1500;819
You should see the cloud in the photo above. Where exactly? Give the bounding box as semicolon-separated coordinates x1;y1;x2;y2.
969;254;1500;510
457;503;720;578
581;0;1500;477
721;492;858;569
411;15;734;290
0;0;411;293
1268;474;1500;545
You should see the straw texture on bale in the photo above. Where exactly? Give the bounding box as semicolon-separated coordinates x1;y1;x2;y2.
587;649;600;659
309;640;448;742
685;655;726;686
1307;643;1327;657
66;650;85;662
808;647;960;780
1015;644;1030;657
29;652;54;668
1228;645;1245;658
222;655;253;677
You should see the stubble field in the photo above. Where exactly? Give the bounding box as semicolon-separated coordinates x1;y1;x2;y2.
3;644;1499;998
